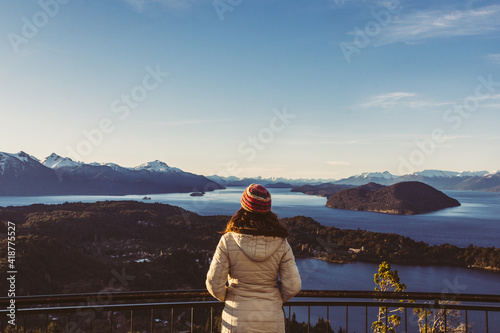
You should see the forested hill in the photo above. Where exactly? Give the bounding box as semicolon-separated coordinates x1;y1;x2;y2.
0;201;498;296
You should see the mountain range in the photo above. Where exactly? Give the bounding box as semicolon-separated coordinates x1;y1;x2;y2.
0;150;498;195
0;151;224;196
208;170;500;192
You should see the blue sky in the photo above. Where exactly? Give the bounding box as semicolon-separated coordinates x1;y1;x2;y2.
0;0;499;179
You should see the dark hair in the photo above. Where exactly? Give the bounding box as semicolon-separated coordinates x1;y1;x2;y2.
223;208;289;238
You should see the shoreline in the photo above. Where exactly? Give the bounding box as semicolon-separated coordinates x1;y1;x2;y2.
295;254;500;275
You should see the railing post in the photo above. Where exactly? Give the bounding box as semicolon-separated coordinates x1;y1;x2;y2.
384;306;387;330
485;310;489;333
404;307;407;333
307;305;310;333
23;314;27;333
327;306;330;333
345;305;349;333
365;306;367;333
424;308;427;333
150;308;154;333
465;310;468;333
191;307;194;333
444;308;447;332
170;308;174;333
210;307;213;333
110;311;113;333
130;309;133;333
66;313;70;333
45;313;49;333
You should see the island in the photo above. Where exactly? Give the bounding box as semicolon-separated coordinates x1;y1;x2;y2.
326;181;461;215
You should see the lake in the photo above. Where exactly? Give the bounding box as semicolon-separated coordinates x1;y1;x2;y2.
1;187;499;247
294;258;500;332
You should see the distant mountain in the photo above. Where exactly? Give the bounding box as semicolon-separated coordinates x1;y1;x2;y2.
210;169;500;192
0;151;224;196
326;181;461;215
291;183;354;197
264;182;294;188
206;175;336;187
335;171;397;186
0;151;62;195
332;169;500;192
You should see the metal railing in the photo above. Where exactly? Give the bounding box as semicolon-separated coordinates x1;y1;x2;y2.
1;290;499;333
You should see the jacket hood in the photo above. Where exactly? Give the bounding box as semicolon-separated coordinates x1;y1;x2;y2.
229;232;285;262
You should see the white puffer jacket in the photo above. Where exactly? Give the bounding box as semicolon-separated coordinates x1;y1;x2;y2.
206;232;302;333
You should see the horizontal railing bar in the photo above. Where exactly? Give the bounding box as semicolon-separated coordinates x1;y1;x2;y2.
0;290;214;306
2;290;499;307
1;300;498;316
297;290;500;302
0;301;224;315
286;301;500;312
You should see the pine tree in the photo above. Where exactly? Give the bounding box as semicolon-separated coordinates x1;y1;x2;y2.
371;261;407;333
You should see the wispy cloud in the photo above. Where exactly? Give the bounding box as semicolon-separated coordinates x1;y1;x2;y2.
360;92;415;108
326;160;351;166
374;5;500;46
485;53;500;64
122;0;196;12
359;92;455;109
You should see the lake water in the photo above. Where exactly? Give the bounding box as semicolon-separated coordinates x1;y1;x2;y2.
1;188;498;330
294;258;500;332
2;187;499;247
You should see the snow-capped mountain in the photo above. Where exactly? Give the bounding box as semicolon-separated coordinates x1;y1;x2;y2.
134;160;183;173
0;151;224;196
407;170;460;178
206;175;336;187
0;151;62;195
42;153;81;169
209;169;500;192
457;171;490;178
334;171;396;186
332;169;500;192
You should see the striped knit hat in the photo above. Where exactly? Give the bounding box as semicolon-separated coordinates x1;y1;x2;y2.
241;184;272;213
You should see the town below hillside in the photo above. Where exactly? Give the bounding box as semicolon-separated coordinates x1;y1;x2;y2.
1;201;498;297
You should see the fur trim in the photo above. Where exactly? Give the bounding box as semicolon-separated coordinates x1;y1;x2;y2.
225;224;288;238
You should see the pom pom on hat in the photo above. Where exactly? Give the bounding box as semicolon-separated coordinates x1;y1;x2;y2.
241;184;271;213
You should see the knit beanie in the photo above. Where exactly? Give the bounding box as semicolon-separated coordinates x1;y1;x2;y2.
241;184;272;213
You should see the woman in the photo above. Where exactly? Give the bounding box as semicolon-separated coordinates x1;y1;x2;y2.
206;184;302;332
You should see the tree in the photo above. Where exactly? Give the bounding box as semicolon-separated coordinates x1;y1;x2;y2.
413;301;470;332
371;261;407;333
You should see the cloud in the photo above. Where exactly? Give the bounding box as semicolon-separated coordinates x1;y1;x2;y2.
326;160;351;166
374;5;500;46
359;92;455;109
360;92;416;108
123;0;147;12
485;53;500;64
122;0;195;12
